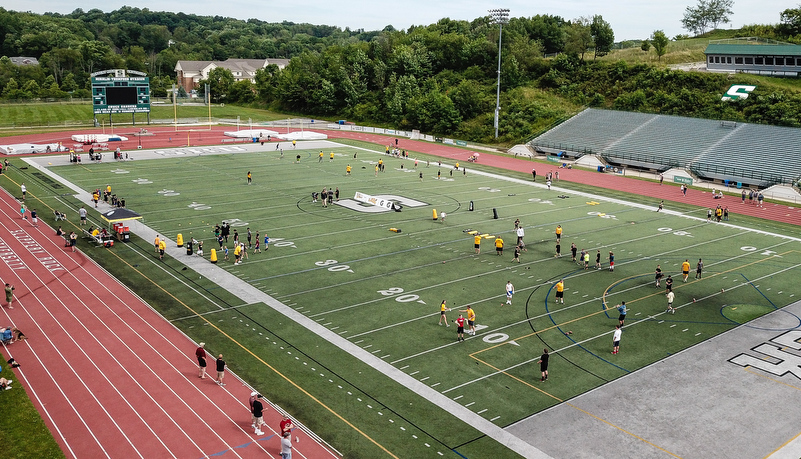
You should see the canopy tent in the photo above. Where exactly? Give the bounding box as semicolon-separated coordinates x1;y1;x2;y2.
100;208;142;225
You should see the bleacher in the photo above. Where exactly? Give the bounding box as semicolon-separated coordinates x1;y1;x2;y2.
529;108;801;187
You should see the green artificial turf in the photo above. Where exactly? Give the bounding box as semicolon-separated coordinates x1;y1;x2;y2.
4;141;800;458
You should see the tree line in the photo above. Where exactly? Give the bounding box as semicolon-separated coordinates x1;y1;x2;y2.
1;6;801;143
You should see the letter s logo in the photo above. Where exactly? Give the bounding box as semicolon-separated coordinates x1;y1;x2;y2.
721;84;757;101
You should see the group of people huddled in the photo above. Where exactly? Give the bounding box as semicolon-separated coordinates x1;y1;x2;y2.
311;187;339;207
91;185;125;209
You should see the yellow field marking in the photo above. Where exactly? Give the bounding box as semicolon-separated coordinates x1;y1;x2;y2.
108;251;398;458
741;366;801;458
564;403;684;458
472;355;682;458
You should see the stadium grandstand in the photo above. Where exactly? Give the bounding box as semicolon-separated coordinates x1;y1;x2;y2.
529;108;801;188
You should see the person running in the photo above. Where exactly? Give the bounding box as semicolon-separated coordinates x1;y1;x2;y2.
657;200;664;212
571;243;578;262
505;281;514;306
616;301;627;326
460;306;476;335
474;234;481;254
655;264;663;287
612;325;622;354
495;237;504;256
538;349;549;382
666;289;676;314
682;259;691;282
665;275;674;293
438;300;450;326
555;279;565;304
695;258;703;279
318;151;324;162
454;314;466;342
512;245;521;263
555;225;562;243
346;164;351;176
608;251;615;271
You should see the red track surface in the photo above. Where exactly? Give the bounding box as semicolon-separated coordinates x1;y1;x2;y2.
0;123;798;457
0;183;335;458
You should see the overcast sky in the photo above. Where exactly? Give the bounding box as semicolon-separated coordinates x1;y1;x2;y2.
3;0;794;41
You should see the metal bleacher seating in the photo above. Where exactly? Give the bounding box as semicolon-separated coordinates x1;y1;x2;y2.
529;108;801;187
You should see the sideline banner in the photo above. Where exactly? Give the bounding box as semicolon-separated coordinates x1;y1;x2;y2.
353;192;394;210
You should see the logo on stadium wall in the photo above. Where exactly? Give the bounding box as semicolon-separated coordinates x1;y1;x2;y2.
721;84;757;101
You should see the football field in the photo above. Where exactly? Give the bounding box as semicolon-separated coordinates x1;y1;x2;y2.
39;140;801;458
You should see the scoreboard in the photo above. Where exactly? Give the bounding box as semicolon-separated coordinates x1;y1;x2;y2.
91;70;151;115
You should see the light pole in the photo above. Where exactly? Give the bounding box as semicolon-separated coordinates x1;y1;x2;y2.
489;8;509;139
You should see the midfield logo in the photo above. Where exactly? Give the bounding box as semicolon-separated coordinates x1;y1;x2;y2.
729;330;801;380
721;84;757;101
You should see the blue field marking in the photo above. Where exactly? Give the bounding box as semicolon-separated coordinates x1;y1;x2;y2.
544;282;630;373
716;273;801;331
201;432;278;458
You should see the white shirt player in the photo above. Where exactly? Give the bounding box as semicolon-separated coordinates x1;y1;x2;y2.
506;281;514;304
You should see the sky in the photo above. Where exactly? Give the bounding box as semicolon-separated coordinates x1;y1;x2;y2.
2;0;795;41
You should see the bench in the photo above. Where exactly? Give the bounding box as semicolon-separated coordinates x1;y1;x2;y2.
82;229;114;247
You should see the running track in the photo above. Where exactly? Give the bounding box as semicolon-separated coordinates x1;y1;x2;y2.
0;183;335;458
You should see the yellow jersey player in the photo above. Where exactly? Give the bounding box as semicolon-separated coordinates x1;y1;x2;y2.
682;259;691;282
438;300;450;326
555;279;565;304
495;237;504;256
474;234;482;254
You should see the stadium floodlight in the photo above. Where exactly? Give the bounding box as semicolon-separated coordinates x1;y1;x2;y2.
488;8;509;139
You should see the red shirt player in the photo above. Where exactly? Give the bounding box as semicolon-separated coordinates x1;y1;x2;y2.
280;414;295;434
196;343;207;379
455;315;466;342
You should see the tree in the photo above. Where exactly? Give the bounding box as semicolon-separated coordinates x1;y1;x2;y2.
590;15;614;59
201;67;235;103
564;17;593;61
651;30;670;61
779;6;801;36
641;39;651;52
681;0;734;35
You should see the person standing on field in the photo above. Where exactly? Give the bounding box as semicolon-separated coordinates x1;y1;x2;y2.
505;281;514;305
538;349;549;382
438;300;450;326
454;314;466;342
695;258;703;279
612;325;622;354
